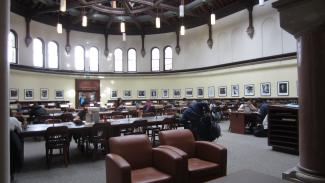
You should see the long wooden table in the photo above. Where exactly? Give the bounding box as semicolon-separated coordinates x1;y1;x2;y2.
21;115;175;138
229;112;259;134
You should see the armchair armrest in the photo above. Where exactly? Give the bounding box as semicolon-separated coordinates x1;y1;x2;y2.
153;147;188;183
106;154;131;183
195;141;227;176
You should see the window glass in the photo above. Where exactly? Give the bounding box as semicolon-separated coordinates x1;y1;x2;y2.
164;46;172;70
33;38;44;67
8;31;17;63
48;41;59;69
114;48;123;72
127;49;136;72
151;48;160;71
89;47;99;71
74;46;85;70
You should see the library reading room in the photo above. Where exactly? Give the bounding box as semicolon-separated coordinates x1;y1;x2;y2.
1;0;325;183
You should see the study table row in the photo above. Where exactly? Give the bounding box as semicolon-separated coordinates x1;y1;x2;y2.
21;115;176;138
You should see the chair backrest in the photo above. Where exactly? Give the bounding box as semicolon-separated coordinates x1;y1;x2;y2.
142;112;155;117
111;114;124;119
59;113;74;122
109;135;152;169
159;129;195;157
91;123;110;139
45;126;70;148
45;119;62;124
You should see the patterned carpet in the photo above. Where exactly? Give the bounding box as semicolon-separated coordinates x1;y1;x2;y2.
14;121;299;183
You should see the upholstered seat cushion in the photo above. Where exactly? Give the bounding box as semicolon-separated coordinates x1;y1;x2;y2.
188;158;219;179
131;167;172;183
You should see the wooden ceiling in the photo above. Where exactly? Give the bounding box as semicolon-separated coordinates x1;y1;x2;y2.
11;0;259;35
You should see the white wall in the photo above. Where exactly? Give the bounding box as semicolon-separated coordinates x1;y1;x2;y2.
9;0;296;72
10;58;298;107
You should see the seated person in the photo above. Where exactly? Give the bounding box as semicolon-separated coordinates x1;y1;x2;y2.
73;103;89;123
29;103;48;124
113;97;125;111
257;98;269;124
181;101;210;139
210;100;222;122
143;100;155;113
238;99;257;112
9;111;22;133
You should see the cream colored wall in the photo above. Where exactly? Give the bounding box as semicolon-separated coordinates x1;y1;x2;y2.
9;58;298;107
9;0;296;72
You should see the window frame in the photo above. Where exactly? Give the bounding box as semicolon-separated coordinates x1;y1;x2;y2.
151;47;160;72
9;29;18;64
89;46;99;72
114;48;123;72
74;45;85;71
32;37;45;68
47;40;59;69
127;48;137;72
163;46;173;71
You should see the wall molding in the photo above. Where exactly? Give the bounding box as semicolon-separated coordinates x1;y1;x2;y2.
10;52;297;77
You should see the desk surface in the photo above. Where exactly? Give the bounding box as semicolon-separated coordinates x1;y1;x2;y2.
208;170;290;183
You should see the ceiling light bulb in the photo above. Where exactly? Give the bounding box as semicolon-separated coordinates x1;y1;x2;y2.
210;13;216;25
156;17;161;28
122;33;126;41
120;22;125;33
259;0;264;6
60;0;66;12
57;23;63;34
180;25;185;36
82;15;87;27
179;5;184;17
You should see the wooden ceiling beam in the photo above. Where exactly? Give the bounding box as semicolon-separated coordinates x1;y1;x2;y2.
123;1;143;32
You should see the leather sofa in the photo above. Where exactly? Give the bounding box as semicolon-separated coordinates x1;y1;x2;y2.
159;129;227;183
106;134;184;183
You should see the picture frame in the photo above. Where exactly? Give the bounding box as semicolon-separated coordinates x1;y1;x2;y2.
123;90;132;98
244;84;255;96
150;89;158;98
218;86;227;97
260;82;271;96
231;85;239;97
162;89;169;98
55;90;64;99
278;81;289;96
24;89;34;100
111;90;118;99
9;88;19;100
208;86;215;98
197;87;204;98
40;88;49;100
173;89;181;98
138;90;146;98
185;88;193;97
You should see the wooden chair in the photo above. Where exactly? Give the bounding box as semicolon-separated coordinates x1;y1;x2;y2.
45;119;62;124
152;117;177;147
87;123;110;160
45;126;70;169
124;120;148;135
59;113;74;122
111;114;125;119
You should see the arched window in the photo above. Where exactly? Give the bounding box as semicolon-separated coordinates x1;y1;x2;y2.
89;47;99;71
8;30;17;64
74;46;85;70
151;48;160;71
33;38;44;67
114;48;123;72
164;46;173;70
127;48;136;72
47;41;59;69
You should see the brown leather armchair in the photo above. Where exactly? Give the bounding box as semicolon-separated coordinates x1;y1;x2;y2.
159;129;227;183
106;134;184;183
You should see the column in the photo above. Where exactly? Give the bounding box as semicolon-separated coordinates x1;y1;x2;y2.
273;0;325;182
0;0;10;182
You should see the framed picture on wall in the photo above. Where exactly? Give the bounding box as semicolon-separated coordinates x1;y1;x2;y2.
24;89;34;100
9;88;19;100
40;88;49;100
173;89;181;98
123;90;132;98
185;88;193;97
197;87;204;98
111;90;118;99
218;86;227;97
55;90;64;99
260;82;271;96
162;89;169;98
150;89;158;98
208;86;215;98
231;85;239;97
244;84;255;96
278;81;289;96
138;90;146;98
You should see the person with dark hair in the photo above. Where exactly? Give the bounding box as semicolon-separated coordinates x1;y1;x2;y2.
143;100;155;113
181;101;210;139
29;103;48;124
238;99;257;112
257;98;269;123
74;103;89;122
114;97;125;111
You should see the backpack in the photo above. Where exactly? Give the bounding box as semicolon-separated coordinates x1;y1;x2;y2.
198;115;221;141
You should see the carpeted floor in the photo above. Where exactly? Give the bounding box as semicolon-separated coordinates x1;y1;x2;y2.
14;121;299;183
